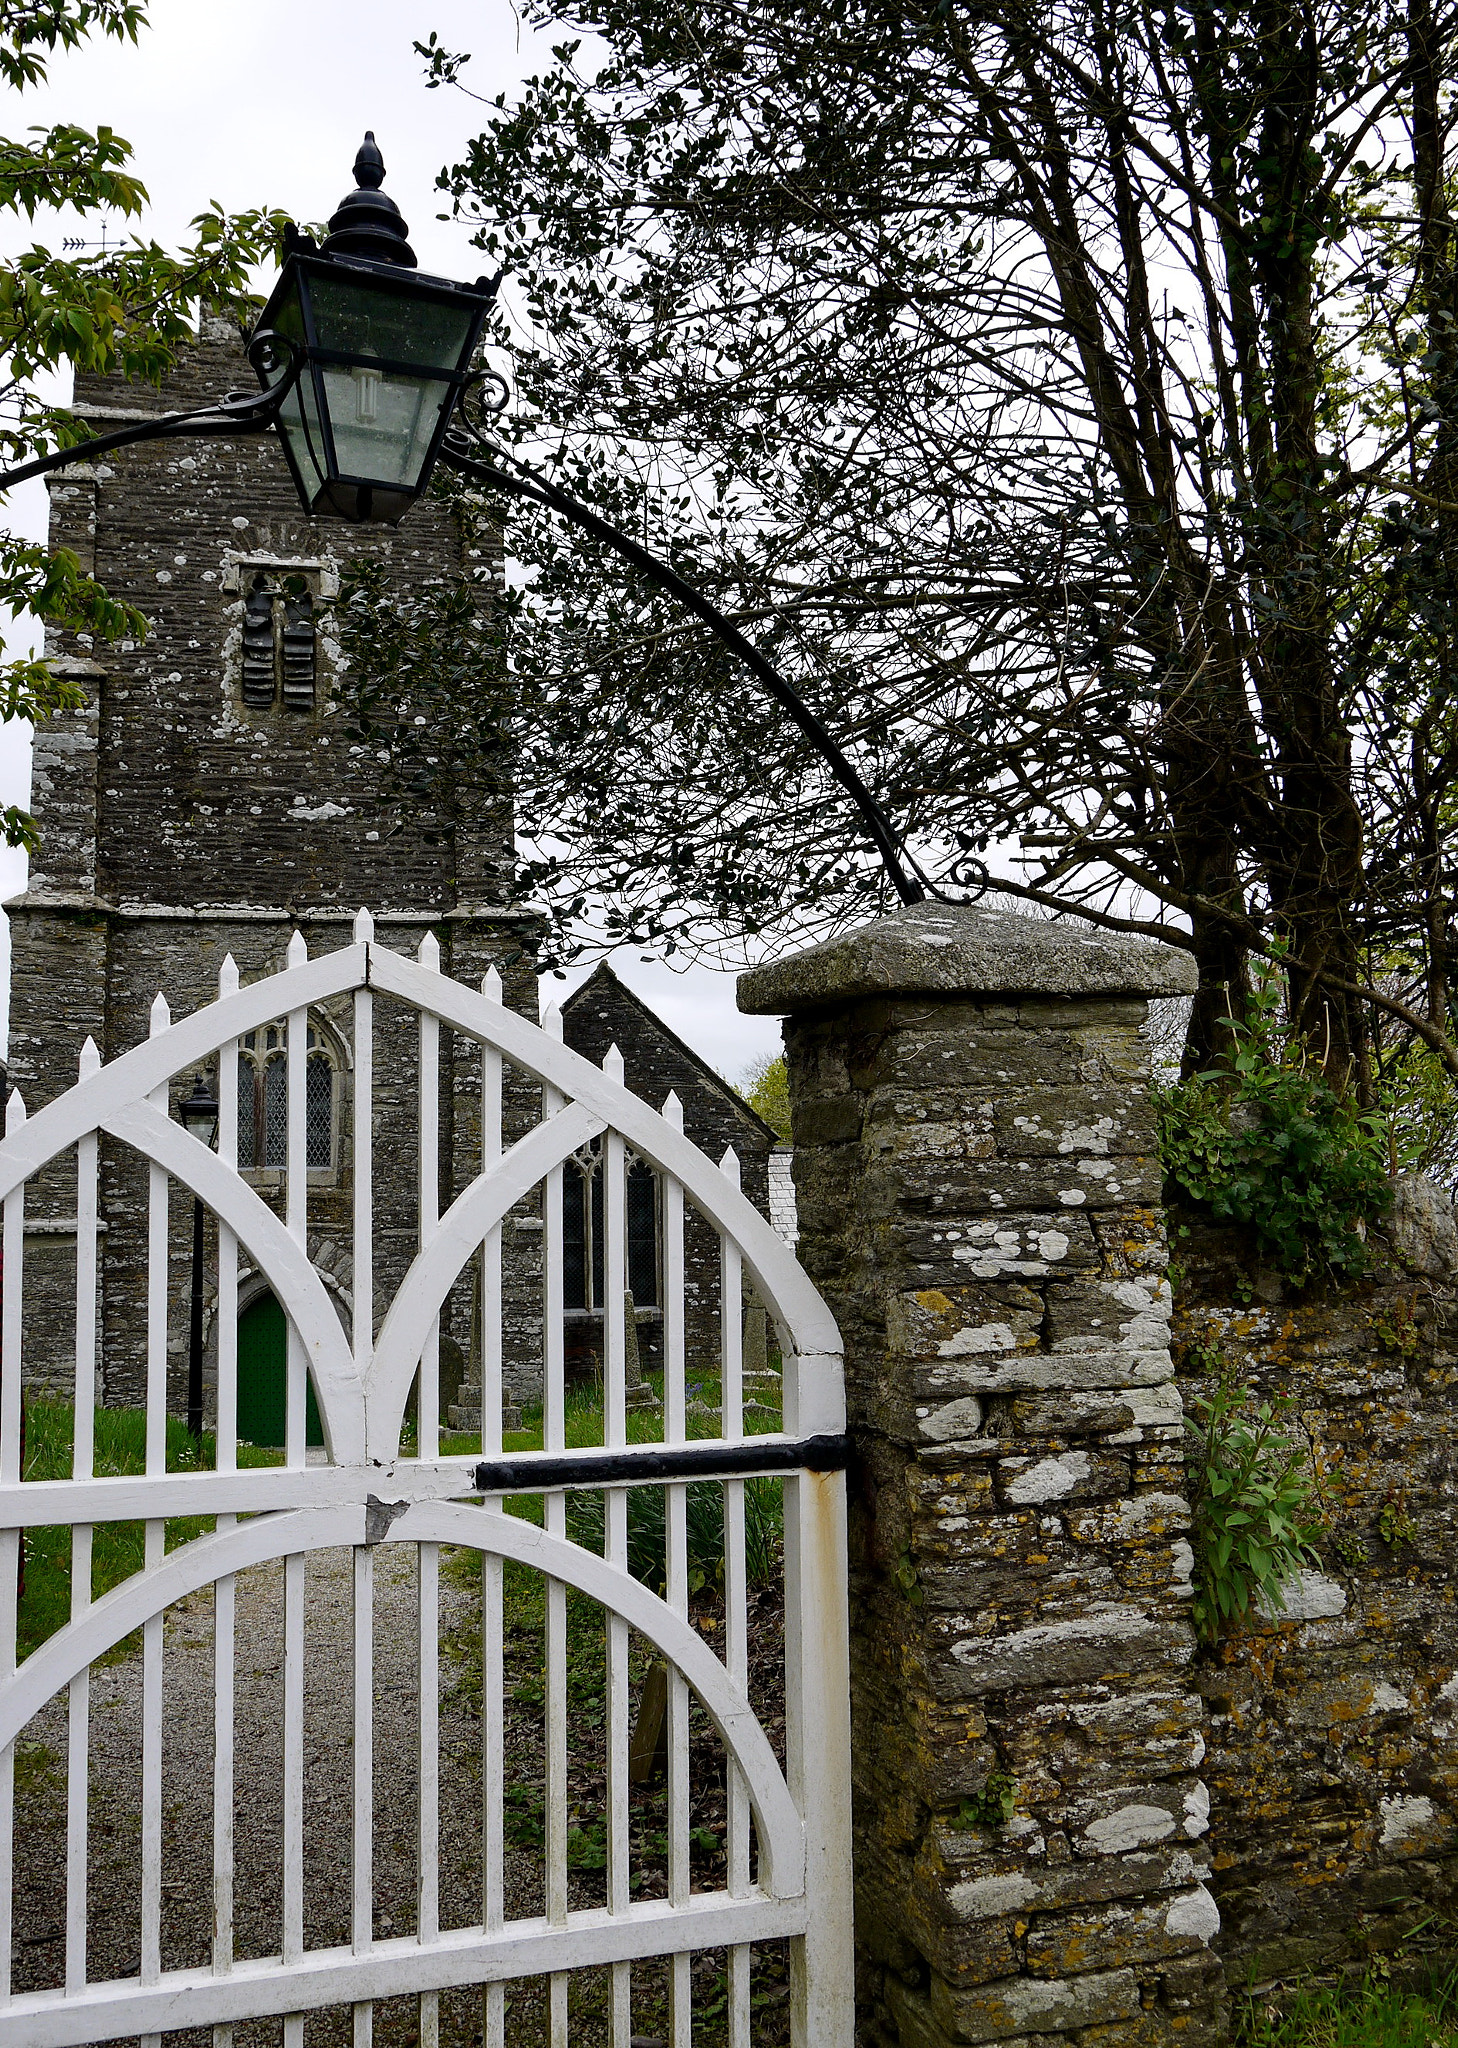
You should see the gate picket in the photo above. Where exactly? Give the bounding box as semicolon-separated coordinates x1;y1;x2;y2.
0;918;853;2045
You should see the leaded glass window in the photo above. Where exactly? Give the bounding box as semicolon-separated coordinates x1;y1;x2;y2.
306;1051;333;1169
235;1018;339;1173
236;1053;256;1166
627;1161;659;1306
263;1052;287;1167
562;1146;659;1308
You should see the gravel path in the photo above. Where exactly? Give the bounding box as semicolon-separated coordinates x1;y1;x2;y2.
13;1542;791;2047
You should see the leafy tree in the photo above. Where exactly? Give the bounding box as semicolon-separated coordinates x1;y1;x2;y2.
393;0;1458;1086
0;0;288;849
739;1052;791;1142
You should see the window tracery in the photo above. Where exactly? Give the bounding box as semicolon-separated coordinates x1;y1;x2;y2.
235;1020;338;1172
562;1138;660;1309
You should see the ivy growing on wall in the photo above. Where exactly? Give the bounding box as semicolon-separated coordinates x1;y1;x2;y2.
1157;956;1392;1285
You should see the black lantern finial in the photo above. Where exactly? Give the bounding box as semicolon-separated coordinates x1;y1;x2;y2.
249;133;494;522
319;132;417;270
353;132;386;189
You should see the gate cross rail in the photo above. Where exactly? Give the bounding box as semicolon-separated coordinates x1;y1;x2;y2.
473;1432;851;1494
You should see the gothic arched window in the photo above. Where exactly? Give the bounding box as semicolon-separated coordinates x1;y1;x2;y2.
236;1020;338;1172
562;1144;660;1309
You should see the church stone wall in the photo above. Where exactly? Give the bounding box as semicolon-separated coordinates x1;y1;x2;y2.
561;964;775;1390
1171;1232;1458;1995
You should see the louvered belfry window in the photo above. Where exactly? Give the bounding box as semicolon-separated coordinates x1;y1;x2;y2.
240;570;317;712
236;1021;337;1171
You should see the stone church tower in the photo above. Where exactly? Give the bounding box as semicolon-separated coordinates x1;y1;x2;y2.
7;314;537;1427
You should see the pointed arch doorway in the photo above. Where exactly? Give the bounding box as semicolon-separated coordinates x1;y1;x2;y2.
236;1291;323;1448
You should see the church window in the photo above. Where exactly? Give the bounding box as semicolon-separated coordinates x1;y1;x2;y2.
238;570;317;712
627;1160;659;1306
306;1049;333;1167
562;1144;660;1310
263;1046;288;1166
235;1020;339;1173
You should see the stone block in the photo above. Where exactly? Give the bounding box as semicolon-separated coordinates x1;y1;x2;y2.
1045;1281;1172;1354
1024;1887;1219;1976
1066;1494;1191;1545
737;902;1196;1013
937;1849;1211;1926
1012;1385;1183;1435
928;1965;1141;2042
937;1611;1191;1700
997;1451;1132;1507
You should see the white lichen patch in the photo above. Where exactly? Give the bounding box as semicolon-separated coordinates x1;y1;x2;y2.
1380;1794;1437;1847
918;1396;985;1443
1003;1451;1092;1503
946;1871;1039;1921
1260;1570;1346;1624
1057;1119;1117;1155
1164;1884;1221;1944
1084;1803;1177;1853
937;1323;1017;1358
1183;1783;1211;1837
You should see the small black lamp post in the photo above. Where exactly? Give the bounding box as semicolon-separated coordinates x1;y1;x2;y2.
0;135;927;905
178;1073;220;1439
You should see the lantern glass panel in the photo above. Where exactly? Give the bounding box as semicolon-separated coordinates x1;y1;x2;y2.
257;278;329;508
309;273;477;494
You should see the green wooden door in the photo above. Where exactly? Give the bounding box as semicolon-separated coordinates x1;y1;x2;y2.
236;1293;323;1448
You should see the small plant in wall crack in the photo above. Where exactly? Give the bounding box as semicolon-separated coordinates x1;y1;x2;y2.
1376;1490;1417;1547
1184;1378;1327;1642
1369;1301;1420;1360
955;1767;1017;1831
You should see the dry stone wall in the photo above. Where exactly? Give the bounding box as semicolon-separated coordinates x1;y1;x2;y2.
1172;1223;1458;1993
741;903;1222;2048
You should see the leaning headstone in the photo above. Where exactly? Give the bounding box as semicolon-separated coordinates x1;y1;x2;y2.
624;1291;660;1411
742;1297;782;1418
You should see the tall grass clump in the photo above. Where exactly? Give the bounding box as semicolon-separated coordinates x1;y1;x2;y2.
1241;1973;1458;2047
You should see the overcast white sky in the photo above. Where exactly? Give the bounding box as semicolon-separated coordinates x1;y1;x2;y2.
0;0;786;1083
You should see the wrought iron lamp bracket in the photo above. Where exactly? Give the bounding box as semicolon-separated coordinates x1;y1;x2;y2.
437;410;932;909
0;331;305;493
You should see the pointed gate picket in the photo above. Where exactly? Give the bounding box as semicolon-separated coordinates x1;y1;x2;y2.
0;916;852;2046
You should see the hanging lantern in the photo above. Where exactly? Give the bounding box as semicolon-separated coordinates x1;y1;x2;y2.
251;133;495;524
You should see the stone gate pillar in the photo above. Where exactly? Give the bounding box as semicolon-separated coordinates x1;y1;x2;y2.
739;903;1222;2048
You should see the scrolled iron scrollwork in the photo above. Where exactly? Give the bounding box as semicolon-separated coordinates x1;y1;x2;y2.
0;331;307;494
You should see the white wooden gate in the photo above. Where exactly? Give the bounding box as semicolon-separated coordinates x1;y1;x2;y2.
0;917;851;2045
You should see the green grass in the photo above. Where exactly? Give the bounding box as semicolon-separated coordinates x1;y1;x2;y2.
20;1397;282;1662
441;1374;784;1744
1242;1975;1458;2047
21;1373;781;1666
